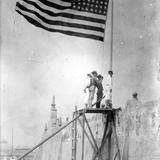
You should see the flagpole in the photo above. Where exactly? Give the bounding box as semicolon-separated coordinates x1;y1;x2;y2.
109;0;114;106
110;0;114;72
104;0;114;108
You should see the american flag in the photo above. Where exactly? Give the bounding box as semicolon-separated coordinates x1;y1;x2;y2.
16;0;109;41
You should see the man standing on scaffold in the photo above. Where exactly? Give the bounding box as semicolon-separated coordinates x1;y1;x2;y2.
84;70;98;108
96;74;104;108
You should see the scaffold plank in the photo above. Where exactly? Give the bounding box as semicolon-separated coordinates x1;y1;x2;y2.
75;108;121;114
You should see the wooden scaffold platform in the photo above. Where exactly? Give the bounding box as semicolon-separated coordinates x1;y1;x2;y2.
71;107;121;160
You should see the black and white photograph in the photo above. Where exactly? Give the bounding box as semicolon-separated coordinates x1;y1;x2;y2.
1;0;160;160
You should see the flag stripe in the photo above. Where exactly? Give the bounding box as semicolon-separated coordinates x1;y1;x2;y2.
60;0;72;2
21;0;105;24
16;2;104;32
49;0;71;6
16;8;103;37
16;10;104;41
37;0;71;10
17;1;104;28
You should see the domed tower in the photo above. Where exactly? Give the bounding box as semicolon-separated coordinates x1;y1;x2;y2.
49;96;57;128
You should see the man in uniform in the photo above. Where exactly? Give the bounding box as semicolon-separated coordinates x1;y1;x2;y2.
96;74;104;108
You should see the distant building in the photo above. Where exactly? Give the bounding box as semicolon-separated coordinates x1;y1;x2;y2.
34;96;63;160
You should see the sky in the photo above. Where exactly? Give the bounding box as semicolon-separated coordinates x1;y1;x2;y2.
1;0;160;148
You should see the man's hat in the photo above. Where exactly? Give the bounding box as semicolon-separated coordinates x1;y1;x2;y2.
132;92;138;98
97;74;103;79
91;70;98;75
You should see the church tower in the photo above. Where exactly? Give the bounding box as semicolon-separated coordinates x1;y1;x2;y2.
49;96;57;128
